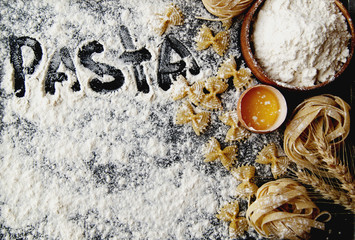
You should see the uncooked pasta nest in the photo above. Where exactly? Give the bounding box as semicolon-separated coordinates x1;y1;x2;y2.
283;94;351;173
246;178;328;240
201;0;254;28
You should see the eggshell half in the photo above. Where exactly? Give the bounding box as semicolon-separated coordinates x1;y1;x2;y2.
237;85;287;133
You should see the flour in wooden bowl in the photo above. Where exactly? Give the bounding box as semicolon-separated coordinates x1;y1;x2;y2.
252;0;351;88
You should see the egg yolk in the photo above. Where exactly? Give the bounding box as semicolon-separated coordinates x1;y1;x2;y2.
240;87;280;131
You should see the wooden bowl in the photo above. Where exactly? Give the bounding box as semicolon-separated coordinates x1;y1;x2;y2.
240;0;355;91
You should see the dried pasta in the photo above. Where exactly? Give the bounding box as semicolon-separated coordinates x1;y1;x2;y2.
200;77;228;111
195;25;229;56
175;101;210;135
246;178;328;240
219;110;250;142
256;143;290;179
283;94;355;209
217;56;252;90
204;137;238;170
201;0;255;29
155;4;184;35
170;75;205;105
283;94;350;174
216;200;249;238
231;165;258;199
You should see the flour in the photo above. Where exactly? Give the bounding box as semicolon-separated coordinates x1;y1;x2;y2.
0;0;287;239
252;0;351;88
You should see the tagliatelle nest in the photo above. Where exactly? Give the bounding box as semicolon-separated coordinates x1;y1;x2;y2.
283;94;351;174
246;178;329;240
283;94;355;210
201;0;254;28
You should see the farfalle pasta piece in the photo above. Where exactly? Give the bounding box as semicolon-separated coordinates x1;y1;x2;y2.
204;137;238;170
155;4;184;35
170;75;205;105
231;165;258;199
216;200;249;238
195;25;229;56
219;110;250;142
246;178;329;240
200;77;228;111
175;101;210;135
256;143;290;179
217;56;252;90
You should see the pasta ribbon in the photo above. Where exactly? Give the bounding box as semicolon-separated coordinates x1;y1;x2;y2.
201;0;255;29
284;94;350;173
256;143;290;179
284;94;355;207
204;137;238;170
170;75;205;105
231;165;258;199
216;200;249;238
246;178;328;240
200;77;228;111
155;4;184;35
217;56;252;90
219;110;250;142
175;101;210;135
195;25;229;56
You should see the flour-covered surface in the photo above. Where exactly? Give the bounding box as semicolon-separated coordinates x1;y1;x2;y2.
0;1;353;240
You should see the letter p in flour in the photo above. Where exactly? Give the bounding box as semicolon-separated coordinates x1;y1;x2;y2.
9;36;43;97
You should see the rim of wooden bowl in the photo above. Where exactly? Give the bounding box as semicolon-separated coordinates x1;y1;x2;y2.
240;0;355;91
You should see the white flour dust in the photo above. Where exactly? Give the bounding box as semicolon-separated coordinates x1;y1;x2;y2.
252;0;351;88
0;1;275;239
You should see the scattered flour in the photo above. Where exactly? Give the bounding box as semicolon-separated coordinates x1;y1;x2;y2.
252;0;351;88
0;0;282;239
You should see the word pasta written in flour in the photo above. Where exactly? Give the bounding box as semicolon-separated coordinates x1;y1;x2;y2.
8;26;200;97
